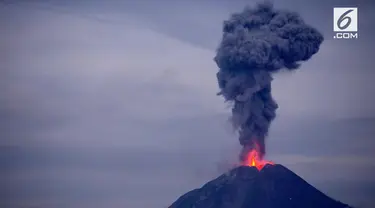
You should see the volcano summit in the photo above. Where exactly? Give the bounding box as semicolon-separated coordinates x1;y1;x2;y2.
169;165;351;208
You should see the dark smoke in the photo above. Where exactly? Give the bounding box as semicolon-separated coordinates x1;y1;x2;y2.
214;2;323;161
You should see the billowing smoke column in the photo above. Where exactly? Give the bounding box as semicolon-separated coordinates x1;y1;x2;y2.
214;2;323;161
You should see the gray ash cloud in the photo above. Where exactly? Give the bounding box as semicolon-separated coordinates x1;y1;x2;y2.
214;2;323;160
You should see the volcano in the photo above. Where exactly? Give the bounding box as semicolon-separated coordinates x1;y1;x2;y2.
169;164;351;208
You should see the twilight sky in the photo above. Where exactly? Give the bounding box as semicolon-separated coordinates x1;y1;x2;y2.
1;0;375;207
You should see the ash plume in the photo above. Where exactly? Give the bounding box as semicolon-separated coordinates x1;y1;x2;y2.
214;2;323;161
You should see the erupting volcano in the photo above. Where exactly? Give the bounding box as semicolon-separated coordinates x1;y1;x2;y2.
243;142;274;171
169;2;352;208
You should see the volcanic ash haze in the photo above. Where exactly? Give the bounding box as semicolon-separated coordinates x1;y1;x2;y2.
214;2;324;161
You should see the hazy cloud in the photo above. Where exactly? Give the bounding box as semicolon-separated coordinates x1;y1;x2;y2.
1;0;375;207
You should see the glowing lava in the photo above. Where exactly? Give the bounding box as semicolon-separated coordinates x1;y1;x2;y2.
243;148;274;171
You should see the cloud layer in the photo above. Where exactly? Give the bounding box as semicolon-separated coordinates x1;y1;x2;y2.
1;1;375;207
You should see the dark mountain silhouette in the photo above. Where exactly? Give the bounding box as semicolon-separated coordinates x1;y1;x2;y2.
169;164;351;208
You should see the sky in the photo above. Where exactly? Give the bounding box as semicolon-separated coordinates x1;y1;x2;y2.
1;0;375;207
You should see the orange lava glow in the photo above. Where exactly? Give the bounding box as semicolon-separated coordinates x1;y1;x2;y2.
243;148;274;171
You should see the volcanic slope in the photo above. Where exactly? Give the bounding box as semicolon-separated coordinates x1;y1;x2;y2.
169;164;351;208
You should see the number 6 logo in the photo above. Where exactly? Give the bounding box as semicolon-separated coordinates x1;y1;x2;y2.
333;8;358;32
337;9;353;30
